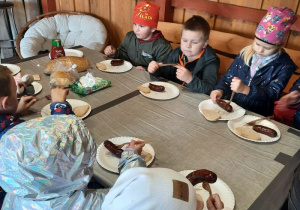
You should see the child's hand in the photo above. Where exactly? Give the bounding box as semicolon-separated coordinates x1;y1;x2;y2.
136;66;146;71
148;61;160;73
230;77;250;95
276;90;300;110
15;96;37;115
210;90;223;103
104;45;116;56
14;73;26;88
126;139;145;155
175;65;192;83
206;194;224;210
51;87;69;103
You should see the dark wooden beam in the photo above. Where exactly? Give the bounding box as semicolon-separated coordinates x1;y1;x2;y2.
155;0;174;22
172;0;300;31
41;0;56;14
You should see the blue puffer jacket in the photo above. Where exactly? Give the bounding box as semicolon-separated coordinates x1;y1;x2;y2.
290;79;300;129
215;50;298;116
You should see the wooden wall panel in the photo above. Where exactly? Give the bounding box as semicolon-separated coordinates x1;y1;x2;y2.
90;0;110;44
109;0;136;47
45;0;300;51
285;3;300;50
57;0;75;11
74;0;90;13
173;8;184;23
55;0;61;10
214;0;262;38
261;0;298;10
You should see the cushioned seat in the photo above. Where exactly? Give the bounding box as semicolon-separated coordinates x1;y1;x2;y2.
17;12;107;58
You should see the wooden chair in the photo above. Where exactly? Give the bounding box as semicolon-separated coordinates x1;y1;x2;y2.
16;11;109;59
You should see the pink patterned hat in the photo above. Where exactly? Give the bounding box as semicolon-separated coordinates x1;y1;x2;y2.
255;6;297;46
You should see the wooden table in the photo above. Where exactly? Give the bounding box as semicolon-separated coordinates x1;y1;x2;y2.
9;47;300;210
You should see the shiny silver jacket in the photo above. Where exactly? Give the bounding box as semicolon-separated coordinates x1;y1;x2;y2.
0;115;109;209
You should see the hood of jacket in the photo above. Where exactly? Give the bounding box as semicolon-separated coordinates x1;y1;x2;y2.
0;115;96;201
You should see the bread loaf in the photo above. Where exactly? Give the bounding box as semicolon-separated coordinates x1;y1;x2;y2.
73;105;90;117
235;126;261;140
201;109;221;121
45;56;90;75
50;70;74;87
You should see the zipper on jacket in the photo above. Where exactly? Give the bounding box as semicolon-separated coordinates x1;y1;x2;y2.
248;78;252;86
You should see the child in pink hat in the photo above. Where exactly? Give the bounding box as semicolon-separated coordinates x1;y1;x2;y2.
210;6;298;116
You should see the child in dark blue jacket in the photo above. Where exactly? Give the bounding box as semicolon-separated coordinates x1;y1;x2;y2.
210;7;298;116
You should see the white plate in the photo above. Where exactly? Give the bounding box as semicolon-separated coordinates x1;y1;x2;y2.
41;99;91;119
96;60;133;73
1;63;21;75
32;82;42;95
139;81;180;100
18;82;42;99
96;136;155;173
227;115;281;142
199;99;245;121
179;170;235;210
48;49;84;59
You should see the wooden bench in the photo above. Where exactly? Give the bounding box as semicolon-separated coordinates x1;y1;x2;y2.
157;21;300;94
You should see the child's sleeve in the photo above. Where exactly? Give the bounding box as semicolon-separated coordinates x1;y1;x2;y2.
50;102;74;115
247;64;296;101
118;148;146;174
114;33;131;61
290;79;300;93
153;42;172;63
186;58;220;94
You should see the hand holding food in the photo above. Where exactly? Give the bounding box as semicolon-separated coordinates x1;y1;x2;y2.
186;169;217;186
104;45;116;56
148;61;160;73
149;83;165;92
210;90;223;103
51;86;69;103
230;77;250;95
216;99;233;112
15;96;37;115
126;139;145;155
111;59;124;66
175;65;192;84
206;194;224;210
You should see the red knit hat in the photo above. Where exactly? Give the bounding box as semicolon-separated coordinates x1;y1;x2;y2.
133;1;160;28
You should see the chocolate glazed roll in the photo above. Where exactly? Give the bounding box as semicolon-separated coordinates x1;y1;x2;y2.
111;59;124;66
252;125;277;137
216;99;233;112
104;140;123;158
186;169;217;186
149;83;165;92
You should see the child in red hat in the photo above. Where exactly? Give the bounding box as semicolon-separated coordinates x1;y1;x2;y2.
104;1;172;70
210;7;298;116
